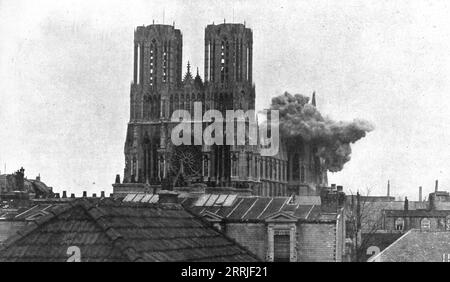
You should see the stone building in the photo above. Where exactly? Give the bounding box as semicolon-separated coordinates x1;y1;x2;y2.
122;185;346;262
0;168;53;201
0;196;258;262
347;181;450;261
113;22;327;197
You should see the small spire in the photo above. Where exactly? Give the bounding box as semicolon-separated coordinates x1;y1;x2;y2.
311;91;316;107
187;61;191;74
196;67;199;76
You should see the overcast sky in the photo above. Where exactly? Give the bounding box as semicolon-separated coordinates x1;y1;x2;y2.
1;0;450;199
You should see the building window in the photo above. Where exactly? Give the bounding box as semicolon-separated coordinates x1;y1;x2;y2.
231;154;238;177
446;216;450;231
273;233;290;262
300;165;305;183
292;154;299;181
203;155;209;177
421;218;431;231
267;225;297;262
162;42;168;83
395;218;404;231
149;41;157;87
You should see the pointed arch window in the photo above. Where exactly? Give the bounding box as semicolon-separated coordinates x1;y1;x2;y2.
150;41;157;87
300;165;305;183
220;39;229;83
292;154;300;181
163;41;168;83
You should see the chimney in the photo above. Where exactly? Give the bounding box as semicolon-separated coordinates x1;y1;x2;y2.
419;186;423;202
387;180;390;197
331;184;336;191
404;197;409;211
115;174;121;184
110;193;114;198
435;180;439;192
92;193;97;198
55;193;60;199
337;185;343;192
82;191;87;198
311;91;316;107
158;190;179;204
36;174;41;182
356;192;361;229
100;191;105;198
320;186;345;212
70;193;75;198
62;191;67;198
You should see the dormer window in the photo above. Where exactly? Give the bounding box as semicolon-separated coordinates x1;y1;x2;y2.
395;218;404;231
421;218;431;231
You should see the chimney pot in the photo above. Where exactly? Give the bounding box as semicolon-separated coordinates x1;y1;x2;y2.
101;191;105;198
92;193;97;198
435;180;439;192
337;185;343;192
419;186;423;202
82;191;87;198
55;193;60;199
62;191;67;198
331;184;336;190
110;193;114;198
70;193;75;198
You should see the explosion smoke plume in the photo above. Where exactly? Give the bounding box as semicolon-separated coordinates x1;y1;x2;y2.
270;92;374;172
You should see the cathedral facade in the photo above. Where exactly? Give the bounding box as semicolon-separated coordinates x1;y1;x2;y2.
113;22;328;197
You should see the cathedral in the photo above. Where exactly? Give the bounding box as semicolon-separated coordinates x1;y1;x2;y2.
113;22;328;197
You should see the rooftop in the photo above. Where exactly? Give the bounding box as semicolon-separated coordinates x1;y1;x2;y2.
123;193;337;222
369;229;450;262
0;198;258;262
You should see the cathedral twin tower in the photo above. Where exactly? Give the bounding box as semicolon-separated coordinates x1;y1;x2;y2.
117;22;327;197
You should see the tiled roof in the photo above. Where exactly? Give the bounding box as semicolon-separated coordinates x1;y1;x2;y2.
369;229;450;262
124;193;337;222
0;199;259;262
186;196;333;222
361;232;403;261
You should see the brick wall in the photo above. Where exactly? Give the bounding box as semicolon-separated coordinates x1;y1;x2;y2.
297;223;336;261
225;223;267;260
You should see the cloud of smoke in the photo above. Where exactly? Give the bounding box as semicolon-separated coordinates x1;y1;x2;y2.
270;92;375;172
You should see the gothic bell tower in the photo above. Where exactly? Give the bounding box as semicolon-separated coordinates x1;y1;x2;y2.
124;23;183;185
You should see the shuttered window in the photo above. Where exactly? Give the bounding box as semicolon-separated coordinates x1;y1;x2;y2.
273;234;290;262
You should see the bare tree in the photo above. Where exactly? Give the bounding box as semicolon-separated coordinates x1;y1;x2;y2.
346;188;384;261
